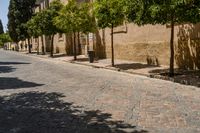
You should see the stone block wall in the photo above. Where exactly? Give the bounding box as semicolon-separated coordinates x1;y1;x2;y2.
95;23;200;69
95;23;175;66
32;0;200;70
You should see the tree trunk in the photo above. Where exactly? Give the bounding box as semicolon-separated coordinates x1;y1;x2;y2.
28;38;31;53
111;24;114;67
41;35;45;55
70;34;73;55
87;33;89;52
169;13;175;77
16;42;19;52
78;32;81;55
73;32;77;60
50;34;54;57
37;37;39;55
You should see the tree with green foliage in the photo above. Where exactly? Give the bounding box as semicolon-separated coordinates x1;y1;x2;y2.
27;15;42;40
55;0;95;60
27;11;46;55
79;3;96;35
27;13;43;54
7;0;36;53
94;0;126;66
127;0;200;76
0;33;12;47
0;19;4;34
38;0;63;57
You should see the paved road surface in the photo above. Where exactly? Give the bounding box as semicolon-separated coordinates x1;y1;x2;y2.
0;50;200;133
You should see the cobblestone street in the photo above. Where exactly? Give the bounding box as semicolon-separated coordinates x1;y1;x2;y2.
0;50;200;133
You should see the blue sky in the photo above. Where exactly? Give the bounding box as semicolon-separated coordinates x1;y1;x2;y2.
0;0;9;32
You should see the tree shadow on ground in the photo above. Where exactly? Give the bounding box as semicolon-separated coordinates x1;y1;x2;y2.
0;62;30;65
0;92;148;133
74;58;89;62
114;63;158;70
0;77;43;90
0;66;16;73
149;68;200;87
25;52;38;55
95;29;107;59
51;54;67;58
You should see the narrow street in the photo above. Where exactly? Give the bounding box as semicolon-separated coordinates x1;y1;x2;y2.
0;50;200;133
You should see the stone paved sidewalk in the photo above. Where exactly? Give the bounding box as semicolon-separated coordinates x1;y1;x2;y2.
49;55;200;87
19;51;200;87
17;51;169;75
51;54;168;76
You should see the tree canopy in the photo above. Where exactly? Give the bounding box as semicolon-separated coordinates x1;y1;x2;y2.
0;33;12;47
127;0;200;25
78;2;96;34
38;0;63;36
26;13;42;38
54;0;95;60
36;0;63;57
94;0;126;29
126;0;200;76
54;0;94;34
94;0;127;66
7;0;36;42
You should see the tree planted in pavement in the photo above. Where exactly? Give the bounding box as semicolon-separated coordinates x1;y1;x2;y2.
54;0;95;60
127;0;200;76
94;0;126;66
38;0;63;57
27;14;43;55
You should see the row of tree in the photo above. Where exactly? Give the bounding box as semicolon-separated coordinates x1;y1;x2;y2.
0;19;12;47
7;0;36;53
26;0;95;59
8;0;200;76
94;0;200;76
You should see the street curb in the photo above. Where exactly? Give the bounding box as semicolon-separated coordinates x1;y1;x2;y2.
69;61;149;77
62;59;200;87
8;50;199;87
16;51;150;77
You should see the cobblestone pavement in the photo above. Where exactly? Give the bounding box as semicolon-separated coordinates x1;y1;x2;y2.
0;50;200;133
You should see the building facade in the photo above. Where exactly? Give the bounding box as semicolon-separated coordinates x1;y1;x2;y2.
30;0;200;70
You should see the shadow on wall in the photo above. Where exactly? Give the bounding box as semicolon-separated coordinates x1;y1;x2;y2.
146;55;160;66
176;24;200;70
95;29;107;59
0;77;43;90
45;35;51;52
65;33;82;56
114;63;157;70
0;91;148;133
56;46;60;53
65;33;74;56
